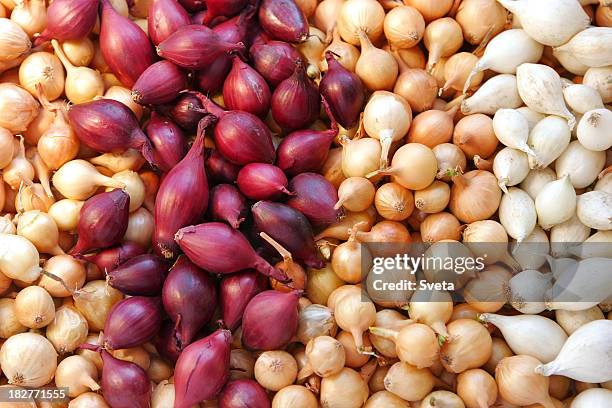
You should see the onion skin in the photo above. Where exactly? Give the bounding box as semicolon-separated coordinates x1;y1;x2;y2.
100;350;151;408
99;0;155;87
259;0;309;43
145;112;187;173
320;51;365;129
35;0;98;45
70;189;130;256
107;254;168;296
82;241;147;272
276;125;338;176
157;25;245;70
252;201;325;269
250;40;303;86
237;163;292;201
196;94;276;165
220;270;269;331
157;93;206;131
147;0;191;46
162;256;217;349
153;116;215;259
68;99;157;166
223;57;271;118
103;296;162;350
271;61;320;131
242;290;300;350
209;184;248;229
219;379;271;408
203;0;248;25
155;321;182;364
174;329;232;408
206;149;241;184
132;61;187;106
175;222;289;282
287;172;343;227
178;0;204;12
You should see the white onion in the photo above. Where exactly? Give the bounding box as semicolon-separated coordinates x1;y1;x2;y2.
570;388;612;408
508;269;553;314
550;215;591;257
577;109;612;152
535;176;576;230
493;147;530;193
492;109;535;157
553;27;612;68
563;84;605;114
520;168;557;201
528;115;571;169
499;187;537;242
555;141;606;189
576;191;612;230
461;74;522;115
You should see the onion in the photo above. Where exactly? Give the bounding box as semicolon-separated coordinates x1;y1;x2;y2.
296;304;336;344
583;66;612;103
375;182;415;221
0;83;39;133
370;323;438;369
423;17;463;71
457;368;498;408
404;0;452;22
0;298;26;338
335;177;375;212
408;108;456;148
433;143;467;182
449;170;501;223
334;291;376;351
456;0;507;44
99;350;151;408
461;74;522;115
13;284;54;329
440;318;492;373
102;296;161;350
563;83;604;114
219;379;270;408
272;385;317;408
45;305;88;354
337;0;385;45
254;350;297;391
384;5;425;49
463;265;512;313
321;367;369;407
321;27;360;72
0;18;30;61
0;332;56;388
374;143;437;190
363;91;411;167
414;180;450;214
408;289;452;336
320;51;364;129
556;140;606;189
306;263;345;305
496;355;555;407
384;361;435;401
55;355;99;397
18;52;64;101
577;108;612;151
393;66;438;113
0;232;41;282
73;280;123;331
341;136;382;178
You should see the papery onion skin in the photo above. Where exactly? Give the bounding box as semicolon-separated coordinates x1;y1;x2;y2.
259;0;309;43
153;116;214;259
250;40;303;87
223;56;271;118
174;329;232;408
99;0;155;87
103;296;162;350
162;255;217;349
206;148;241;184
271;61;320;131
276;123;338;176
220;270;268;331
70;189;130;256
237;163;292;201
242;290;300;350
252;200;325;269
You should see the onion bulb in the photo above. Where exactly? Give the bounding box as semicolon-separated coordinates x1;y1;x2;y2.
51;39;103;104
73;280;123;331
305;335;345;377
0;232;41;282
455;0;507;45
374;182;414;221
383;361;435;401
495;355;555;408
393;66;438;113
321;27;360;72
457;368;498;408
0;298;26;338
453;114;498;159
334;291;376;351
408;107;456;148
18;52;64;101
3;135;33;190
355;31;398;91
463;265;512;313
14;285;54;328
16;210;64;255
499;187;537;242
404;0;453;22
583;66;612;103
461;74;522;115
315;0;343;34
449;170;501;223
272;385;318;408
433;143;467;182
335;177;375;212
0;332;57;387
556;140;606;189
61;37;95;67
423;17;463;71
0;18;30;62
408;289;453;336
48;199;84;232
321;367;369;407
341;136;382;178
337;0;385;45
383;5;425;49
0;127;14;169
443;52;483;94
363;91;411;167
39;254;86;297
331;225;372;284
577;108;612;151
493;147;530;193
414;180;450;214
370;323;439;368
55;355;100;397
373;143;437;190
52;159;125;200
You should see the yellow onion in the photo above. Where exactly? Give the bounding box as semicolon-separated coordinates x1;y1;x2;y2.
414;180;450;214
383;5;425;49
453;113;498;159
374;182;415;221
18;52;64;101
449;170;501;223
423;17;464;71
51;39;103;104
0;18;30;62
455;0;507;45
321;27;360;72
420;212;461;243
0;83;39;133
440;318;492;373
495;355;556;408
61;37;95;67
321;367;369;407
73;280;123;331
337;0;385;45
10;0;46;37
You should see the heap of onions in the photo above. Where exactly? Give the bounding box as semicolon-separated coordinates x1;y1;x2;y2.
0;0;609;406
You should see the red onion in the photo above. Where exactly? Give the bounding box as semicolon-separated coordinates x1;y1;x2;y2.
175;222;289;282
103;296;162;349
132;61;187;106
237;163;292;200
223;57;271;118
70;190;130;255
82;242;147;272
252;201;324;268
191;10;206;24
259;0;308;43
174;329;232;408
68;99;157;166
145;112;187;172
157;25;245;70
194;93;275;165
162;256;217;349
107;254;168;296
155;321;182;363
250;40;302;86
147;0;191;46
153;116;215;259
209;184;248;229
206;149;241;184
195;7;256;93
35;0;99;45
271;61;320;131
203;0;248;25
242;290;300;350
100;350;151;408
220;270;268;331
159;93;206;131
320;51;365;129
287;173;343;227
178;0;204;12
99;0;155;87
219;379;271;408
276;98;338;176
